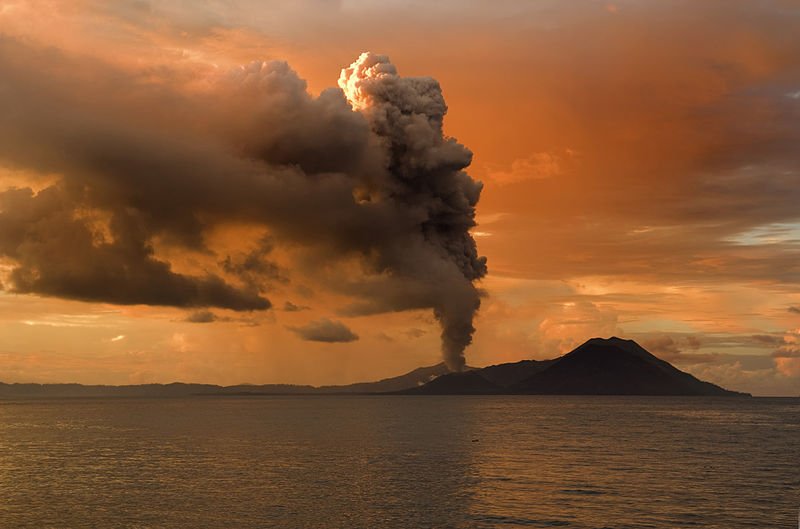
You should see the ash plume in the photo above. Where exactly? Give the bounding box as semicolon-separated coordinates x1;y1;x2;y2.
339;53;487;370
0;40;485;370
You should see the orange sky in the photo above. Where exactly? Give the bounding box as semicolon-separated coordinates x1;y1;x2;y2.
1;0;799;395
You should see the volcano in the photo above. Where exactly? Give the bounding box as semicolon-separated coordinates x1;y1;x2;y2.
406;337;747;396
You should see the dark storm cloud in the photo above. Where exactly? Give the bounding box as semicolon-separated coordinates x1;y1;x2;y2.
0;40;485;368
220;236;287;291
288;318;359;343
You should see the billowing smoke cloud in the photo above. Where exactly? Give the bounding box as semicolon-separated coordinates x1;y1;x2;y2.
0;186;269;310
337;52;487;369
0;40;485;370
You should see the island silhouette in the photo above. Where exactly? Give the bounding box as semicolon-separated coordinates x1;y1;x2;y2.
405;337;746;396
0;337;748;398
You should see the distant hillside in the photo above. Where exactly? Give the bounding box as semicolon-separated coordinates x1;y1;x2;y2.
406;337;748;396
0;363;461;398
0;382;316;399
479;359;555;387
405;370;500;395
317;363;456;394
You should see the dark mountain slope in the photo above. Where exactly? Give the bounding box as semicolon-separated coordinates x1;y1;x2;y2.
0;364;464;398
317;363;459;394
512;337;744;396
405;358;557;395
403;370;501;395
479;359;556;387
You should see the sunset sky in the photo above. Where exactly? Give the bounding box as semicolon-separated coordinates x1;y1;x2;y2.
1;0;799;395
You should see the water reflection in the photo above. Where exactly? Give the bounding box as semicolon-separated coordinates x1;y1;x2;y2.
0;396;797;528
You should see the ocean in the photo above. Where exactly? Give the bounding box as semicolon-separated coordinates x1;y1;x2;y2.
0;396;797;528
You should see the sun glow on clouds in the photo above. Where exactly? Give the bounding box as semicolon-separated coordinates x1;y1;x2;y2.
21;314;108;328
485;150;577;186
726;222;800;246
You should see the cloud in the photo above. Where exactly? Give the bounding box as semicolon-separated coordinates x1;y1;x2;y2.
283;301;309;312
288;318;359;343
435;3;800;287
770;326;800;378
535;301;620;356
220;236;287;291
486;151;573;185
404;328;427;339
376;331;394;342
774;357;800;377
772;328;800;358
789;306;800;314
686;361;796;396
641;335;682;357
751;334;785;346
640;335;723;364
185;310;217;323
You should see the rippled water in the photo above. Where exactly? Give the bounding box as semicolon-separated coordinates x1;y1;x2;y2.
0;396;797;528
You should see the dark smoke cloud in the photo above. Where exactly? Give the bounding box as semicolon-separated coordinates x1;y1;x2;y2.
337;53;487;369
0;40;485;369
0;186;269;310
288;318;359;343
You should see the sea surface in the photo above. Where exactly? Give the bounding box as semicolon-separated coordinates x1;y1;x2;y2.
0;396;797;528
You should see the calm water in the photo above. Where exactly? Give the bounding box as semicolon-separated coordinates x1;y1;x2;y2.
0;396;797;528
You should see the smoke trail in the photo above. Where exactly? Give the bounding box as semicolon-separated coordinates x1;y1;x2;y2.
339;53;487;370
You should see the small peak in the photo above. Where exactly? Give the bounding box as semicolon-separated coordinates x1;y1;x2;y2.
587;336;632;344
609;336;634;343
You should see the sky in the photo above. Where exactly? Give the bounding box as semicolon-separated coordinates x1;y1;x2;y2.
0;0;799;395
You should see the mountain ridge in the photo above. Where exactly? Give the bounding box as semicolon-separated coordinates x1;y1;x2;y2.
0;337;749;398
